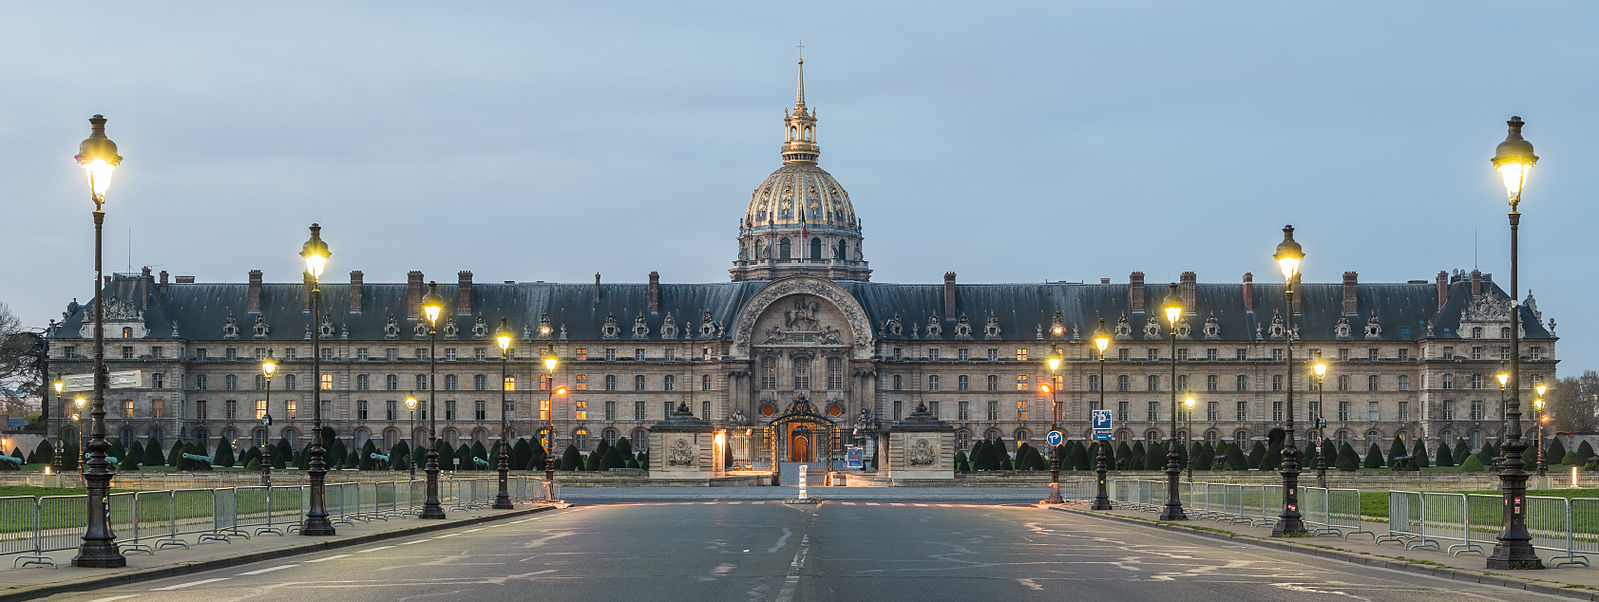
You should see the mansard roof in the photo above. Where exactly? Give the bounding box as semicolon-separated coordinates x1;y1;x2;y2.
49;273;1553;344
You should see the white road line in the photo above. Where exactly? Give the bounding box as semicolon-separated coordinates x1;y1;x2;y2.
354;545;395;553
842;502;857;506
397;538;432;545
775;534;811;602
87;595;141;602
305;554;351;563
728;501;744;505
436;533;462;538
238;565;297;576
151;578;229;591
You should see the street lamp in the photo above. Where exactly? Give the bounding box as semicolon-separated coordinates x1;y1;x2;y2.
73;396;87;474
298;224;336;536
1498;368;1511;445
1535;382;1547;477
1183;394;1196;483
261;351;277;487
1271;224;1308;536
419;282;447;519
1091;319;1113;510
72;114;125;567
405;395;418;480
542;351;564;500
1487;115;1541;570
1313;361;1329;488
51;375;64;473
1042;350;1064;504
493;318;515;510
71;413;82;474
1158;284;1187;521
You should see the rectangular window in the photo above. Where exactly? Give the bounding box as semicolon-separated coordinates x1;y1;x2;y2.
571;400;586;421
1147;348;1159;361
1235;401;1247;422
1235;348;1247;361
1088;375;1099;392
986;348;998;361
443;348;457;361
1176;349;1188;361
1119;401;1130;421
1368;401;1381;422
1016;400;1028;421
1271;349;1284;361
225;348;238;360
357;400;369;420
319;348;331;360
929;401;940;418
540;399;550;421
286;399;297;420
1368;348;1379;361
827;358;843;390
957;348;970;360
356;374;369;390
665;374;677;391
444;374;457;390
1205;374;1217;392
1398;349;1409;361
635;348;646;361
1146;401;1158;422
565;347;583;361
385;348;397;360
1117;375;1129;392
1119;349;1130;361
1206;401;1218;422
122;399;134;418
958;375;970;391
572;375;584;390
1368;375;1379;391
1398;401;1409;421
1015;375;1028;391
121;346;134;359
987;375;998;391
1236;375;1248;392
1272;401;1283;422
605;348;617;361
1147;375;1159;392
605;375;617;391
1175;375;1187;390
1337;401;1350;422
603;400;616;421
1016;348;1028;361
1337;348;1350;361
475;400;486;420
1470;400;1484;421
1442;346;1454;359
475;347;486;360
986;401;998;421
957;401;970;421
1309;401;1320;420
225;374;237;391
322;374;333;391
1470;373;1484;390
894;400;903;420
760;358;777;390
635;375;646;391
928;375;940;391
444;401;456;421
1206;348;1218;361
1272;375;1283;391
196;400;208;420
225;400;237;421
152;373;164;389
928;348;940;361
255;399;267;420
151;346;163;358
1336;375;1349;391
702;375;712;391
635;401;646;420
385;400;396;421
1397;375;1409;391
196;374;208;390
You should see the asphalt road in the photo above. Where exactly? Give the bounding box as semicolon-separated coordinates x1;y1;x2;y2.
48;497;1560;602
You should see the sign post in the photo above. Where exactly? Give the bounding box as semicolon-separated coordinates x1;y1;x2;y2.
1092;409;1113;441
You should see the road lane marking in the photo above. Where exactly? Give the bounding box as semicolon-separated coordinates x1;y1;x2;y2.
354;545;396;553
842;502;857;506
152;578;229;591
305;554;351;563
88;595;140;602
237;565;297;576
397;538;432;545
437;533;462;538
775;534;811;602
728;501;743;505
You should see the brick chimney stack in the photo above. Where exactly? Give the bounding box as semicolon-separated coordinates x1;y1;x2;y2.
1436;270;1449;310
407;271;424;319
1179;271;1196;313
159;270;169;291
349;270;364;313
1242;273;1254;312
594;273;602;303
1470;268;1483;297
457;270;473;314
1129;271;1145;313
140;266;151;307
943;272;957;320
648;271;660;313
248;269;263;313
1342;271;1358;315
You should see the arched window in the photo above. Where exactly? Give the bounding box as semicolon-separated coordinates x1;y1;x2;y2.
836;240;848;259
631;428;649;451
779;238;791;259
1014;429;1029;443
702;374;712;391
803;126;811;140
1234;430;1249;445
789;126;798;140
1205;431;1218;446
121;327;132;338
574;427;589;450
793;358;810;390
810;238;822;259
755;241;766;259
603;428;619;447
955;429;971;450
984;428;1001;441
1145;430;1160;443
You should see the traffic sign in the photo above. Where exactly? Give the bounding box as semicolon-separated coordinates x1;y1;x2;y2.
1047;431;1063;447
1092;410;1112;430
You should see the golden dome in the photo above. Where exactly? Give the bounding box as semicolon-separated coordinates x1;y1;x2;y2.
745;163;858;231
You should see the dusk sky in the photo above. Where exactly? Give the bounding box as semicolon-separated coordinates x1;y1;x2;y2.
2;2;1594;371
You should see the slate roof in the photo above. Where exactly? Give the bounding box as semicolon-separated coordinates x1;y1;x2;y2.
48;274;1553;344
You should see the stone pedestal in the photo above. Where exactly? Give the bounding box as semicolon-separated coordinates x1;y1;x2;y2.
879;402;956;480
648;401;724;479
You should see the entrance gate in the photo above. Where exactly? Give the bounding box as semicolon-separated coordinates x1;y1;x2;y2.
765;396;840;476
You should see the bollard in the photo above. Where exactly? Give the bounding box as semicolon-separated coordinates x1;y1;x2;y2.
799;465;808;500
784;464;819;505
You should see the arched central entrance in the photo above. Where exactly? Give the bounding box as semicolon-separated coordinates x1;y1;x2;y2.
790;426;813;462
766;396;838;479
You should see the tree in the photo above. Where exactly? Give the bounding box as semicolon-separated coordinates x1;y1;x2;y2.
1301;442;1317;469
471;440;489;469
1579;441;1597;464
1461;454;1487;472
1547;371;1599;432
390;440;410;471
1452;439;1470;468
1144;442;1166;471
601;445;625;471
143;438;165;467
954;450;970;472
1247;441;1267;470
1411;440;1429;469
1015;443;1036;471
127;440;144;467
992;436;1013;470
118;451;140;471
214;438;236;468
528;440;548;471
969;440;990;471
327;438;349;469
586;440;608;471
1114;441;1134;469
1547;437;1568;466
360;440;379;470
1225;442;1249;471
295;444;311;470
177;443;210;470
1435;440;1455;467
1262;443;1283;471
0;302;45;425
638;450;651;470
166;440;186;467
1477;442;1499;467
1363;442;1385;469
455;443;473;470
1388;438;1408;464
435;442;456;471
109;439;127;463
1335;442;1359;471
560;444;582;471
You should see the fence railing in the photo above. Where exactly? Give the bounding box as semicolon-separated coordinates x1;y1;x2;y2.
2;477;551;569
1091;479;1595;568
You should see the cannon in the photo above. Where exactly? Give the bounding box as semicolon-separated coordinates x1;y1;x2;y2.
370;452;390;462
0;455;21;465
181;453;215;471
472;456;490;468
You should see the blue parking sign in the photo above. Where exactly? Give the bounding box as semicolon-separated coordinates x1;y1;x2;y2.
1092;410;1112;430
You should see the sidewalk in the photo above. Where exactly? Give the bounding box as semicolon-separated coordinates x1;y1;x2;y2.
0;502;559;600
1050;501;1599;600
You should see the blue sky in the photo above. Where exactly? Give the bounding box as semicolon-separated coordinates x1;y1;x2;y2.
2;2;1593;371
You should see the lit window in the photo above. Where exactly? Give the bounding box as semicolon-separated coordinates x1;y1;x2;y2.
505;376;517;391
576;400;588;421
286;399;297;419
321;374;333;390
255;399;267;420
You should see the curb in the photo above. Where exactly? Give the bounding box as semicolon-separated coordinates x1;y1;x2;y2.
1048;506;1597;601
0;504;560;601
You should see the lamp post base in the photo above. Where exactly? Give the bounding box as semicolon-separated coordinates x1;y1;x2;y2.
302;516;336;536
71;541;125;568
421;460;446;519
493;467;513;509
1158;466;1186;521
1041;466;1064;505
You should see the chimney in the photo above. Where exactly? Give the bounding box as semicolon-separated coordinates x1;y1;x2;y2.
457;270;473;315
1242;272;1254;312
407;271;424;319
594;273;602;303
1436;270;1449;310
159;270;169;291
248;269;263;313
349;270;364;313
1470;268;1482;297
648;271;660;313
1099;277;1110;285
1342;271;1358;315
140;266;151;307
1129;271;1145;313
1179;271;1196;312
175;276;195;283
943;272;957;319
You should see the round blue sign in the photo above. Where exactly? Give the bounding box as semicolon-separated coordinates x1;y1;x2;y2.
1047;430;1064;446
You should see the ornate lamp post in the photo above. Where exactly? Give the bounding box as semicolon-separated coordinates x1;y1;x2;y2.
1042;350;1064;504
493;318;515;509
73;396;86;473
261;351;277;487
1091;319;1113;510
298;224;335;536
406;395;418;480
1271;225;1309;536
542;352;565;500
419;283;447;519
1535;383;1548;477
50;375;64;473
1183;394;1196;483
1487;115;1542;570
1158;284;1187;521
72;115;125;567
1313;361;1328;488
1498;369;1510;443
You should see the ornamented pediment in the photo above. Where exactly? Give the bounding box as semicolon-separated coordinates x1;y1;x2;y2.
1461;293;1512;323
538;313;553;339
1115;313;1133;340
1363;311;1382;339
384;315;401;339
441;319;458;339
883;312;903;337
785;298;822;330
1333;316;1351;340
953;313;973;340
728;277;874;359
700;310;719;338
251;314;270;339
1202;314;1220;339
413;321;428;338
103;296;141;322
1143;314;1162;339
471;314;488;339
1175;321;1192;339
925;313;942;339
320;316;337;339
631;313;650;339
1268;310;1286;339
1050;311;1065;338
661;313;678;339
601;314;620;339
983;312;1001;340
222;312;241;340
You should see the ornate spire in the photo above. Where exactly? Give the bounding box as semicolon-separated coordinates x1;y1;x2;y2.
781;57;820;165
795;57;806;109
